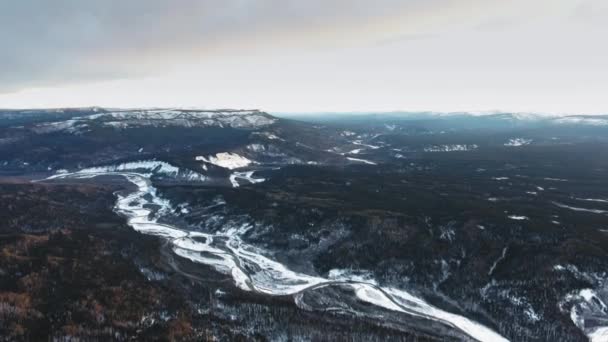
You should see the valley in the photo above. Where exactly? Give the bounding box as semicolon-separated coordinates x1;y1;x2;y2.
1;108;608;341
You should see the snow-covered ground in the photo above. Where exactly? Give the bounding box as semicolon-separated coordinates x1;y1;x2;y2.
424;144;478;152
563;286;608;342
552;202;608;215
196;153;253;170
589;327;608;342
43;168;509;342
504;138;532;147
229;171;265;188
47;160;207;182
346;157;377;165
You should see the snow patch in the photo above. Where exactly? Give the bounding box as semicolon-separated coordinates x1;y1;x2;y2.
552;202;608;215
424;144;478;152
504;138;532;147
196;153;253;170
229;171;265;188
346;157;377;165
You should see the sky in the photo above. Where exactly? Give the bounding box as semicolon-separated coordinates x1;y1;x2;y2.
0;0;606;114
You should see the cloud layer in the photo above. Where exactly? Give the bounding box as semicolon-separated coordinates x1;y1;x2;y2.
1;0;606;113
0;0;568;90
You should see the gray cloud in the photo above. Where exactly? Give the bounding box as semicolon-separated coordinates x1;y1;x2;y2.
1;0;564;93
0;0;556;92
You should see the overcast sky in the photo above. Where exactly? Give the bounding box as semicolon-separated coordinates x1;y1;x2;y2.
0;0;606;114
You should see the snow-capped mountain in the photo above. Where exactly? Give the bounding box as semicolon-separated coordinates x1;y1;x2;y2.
30;108;277;134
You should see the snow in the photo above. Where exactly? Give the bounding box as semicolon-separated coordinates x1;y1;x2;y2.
524;307;541;322
43;166;509;342
563;286;608;341
353;284;404;312
266;133;281;140
589;327;608;342
386;288;509;342
229;171;265;188
488;247;508;276
48;160;206;182
424;144;478;152
253;132;284;141
328;269;378;284
552;202;608;215
247;144;266;152
579;289;602;303
554;117;608;126
575;197;608;204
352;140;381;149
196;153;253;170
33;108;277;133
346;157;377;165
504;138;532;147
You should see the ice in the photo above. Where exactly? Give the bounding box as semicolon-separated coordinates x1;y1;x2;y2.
508;215;529;220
